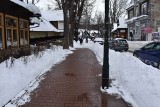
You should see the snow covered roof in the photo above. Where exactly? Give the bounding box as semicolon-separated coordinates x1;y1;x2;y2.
111;17;127;32
114;38;127;40
10;0;41;16
117;17;127;28
30;18;63;32
30;10;64;32
111;23;118;32
126;15;148;23
126;0;134;10
94;38;104;42
41;10;64;21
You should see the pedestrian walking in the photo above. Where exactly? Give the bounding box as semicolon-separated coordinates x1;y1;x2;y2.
80;38;83;45
78;31;83;45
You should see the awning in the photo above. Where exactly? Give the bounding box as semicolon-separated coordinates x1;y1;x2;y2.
142;27;152;33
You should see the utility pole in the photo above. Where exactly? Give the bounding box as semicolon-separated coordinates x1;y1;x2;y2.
102;0;109;89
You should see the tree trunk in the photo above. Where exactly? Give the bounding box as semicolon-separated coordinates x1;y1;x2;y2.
74;0;85;42
62;3;69;49
69;0;76;47
69;17;76;47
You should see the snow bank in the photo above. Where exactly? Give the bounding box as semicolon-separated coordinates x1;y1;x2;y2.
0;46;72;106
74;41;160;107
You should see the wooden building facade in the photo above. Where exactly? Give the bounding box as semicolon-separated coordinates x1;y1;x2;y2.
0;0;40;61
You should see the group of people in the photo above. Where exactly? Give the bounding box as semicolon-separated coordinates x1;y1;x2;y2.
78;30;90;45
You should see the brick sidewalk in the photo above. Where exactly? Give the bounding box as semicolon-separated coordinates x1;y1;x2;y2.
20;48;130;107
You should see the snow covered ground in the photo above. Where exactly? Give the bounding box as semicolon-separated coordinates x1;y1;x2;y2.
0;46;73;107
1;40;160;107
127;41;152;51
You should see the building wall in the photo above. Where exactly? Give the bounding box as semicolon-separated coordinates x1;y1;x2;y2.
150;0;160;32
58;21;64;30
111;28;128;39
50;21;64;30
0;0;33;62
0;13;30;49
30;31;62;39
126;0;156;40
30;32;47;39
118;28;128;39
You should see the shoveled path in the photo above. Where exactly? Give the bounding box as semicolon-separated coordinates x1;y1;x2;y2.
21;48;130;107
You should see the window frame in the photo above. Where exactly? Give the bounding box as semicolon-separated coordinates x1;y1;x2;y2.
5;15;19;48
19;18;29;47
0;13;4;49
135;5;139;16
141;2;147;15
128;9;134;19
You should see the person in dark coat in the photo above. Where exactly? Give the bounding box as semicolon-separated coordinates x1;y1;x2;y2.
78;31;83;45
130;32;133;41
80;38;83;45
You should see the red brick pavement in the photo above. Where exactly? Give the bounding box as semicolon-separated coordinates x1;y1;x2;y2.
20;48;130;107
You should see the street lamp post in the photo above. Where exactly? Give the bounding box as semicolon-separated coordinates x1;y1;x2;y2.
102;0;109;89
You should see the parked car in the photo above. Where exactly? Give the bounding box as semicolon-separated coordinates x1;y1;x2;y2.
109;38;128;51
133;42;160;69
94;37;104;45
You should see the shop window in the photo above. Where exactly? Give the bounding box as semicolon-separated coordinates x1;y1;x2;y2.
5;15;18;48
19;19;29;47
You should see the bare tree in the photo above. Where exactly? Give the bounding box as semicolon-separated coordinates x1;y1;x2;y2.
48;0;96;48
94;12;105;38
73;0;96;43
109;0;128;23
47;0;62;10
60;0;70;49
79;0;96;30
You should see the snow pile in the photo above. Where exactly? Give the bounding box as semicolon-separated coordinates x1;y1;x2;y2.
117;17;127;28
128;41;152;51
41;10;64;21
74;41;160;107
27;3;41;16
10;0;41;15
30;17;41;25
1;40;160;107
0;46;72;106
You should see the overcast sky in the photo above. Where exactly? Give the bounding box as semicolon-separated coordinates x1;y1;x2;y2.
35;0;132;18
35;0;104;13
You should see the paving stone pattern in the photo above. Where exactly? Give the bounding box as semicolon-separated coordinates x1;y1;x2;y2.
20;48;129;107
